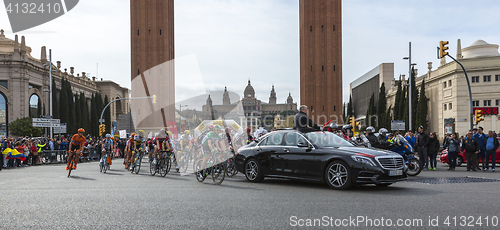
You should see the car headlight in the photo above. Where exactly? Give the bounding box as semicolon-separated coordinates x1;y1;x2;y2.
351;155;377;167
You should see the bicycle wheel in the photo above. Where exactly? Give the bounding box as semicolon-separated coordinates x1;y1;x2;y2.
159;158;169;177
212;162;226;185
180;154;189;173
134;155;142;174
103;156;108;173
149;159;157;176
165;154;172;173
67;155;73;177
225;157;237;177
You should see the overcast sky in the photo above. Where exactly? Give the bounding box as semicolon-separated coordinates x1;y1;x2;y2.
1;0;500;110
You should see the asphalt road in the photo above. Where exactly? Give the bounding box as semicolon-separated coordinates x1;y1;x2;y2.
1;159;499;229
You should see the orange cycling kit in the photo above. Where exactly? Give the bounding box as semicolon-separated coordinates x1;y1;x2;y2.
67;134;86;170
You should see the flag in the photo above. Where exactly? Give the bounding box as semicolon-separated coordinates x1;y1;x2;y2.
2;148;27;162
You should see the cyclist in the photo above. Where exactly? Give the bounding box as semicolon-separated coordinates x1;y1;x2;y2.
200;125;223;170
152;129;171;164
130;130;146;169
101;134;114;168
245;127;254;144
66;128;86;170
125;133;135;169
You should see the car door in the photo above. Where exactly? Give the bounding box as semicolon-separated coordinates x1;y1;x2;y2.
279;132;317;179
257;132;285;175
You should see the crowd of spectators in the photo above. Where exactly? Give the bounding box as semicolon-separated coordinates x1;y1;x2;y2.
1;134;126;171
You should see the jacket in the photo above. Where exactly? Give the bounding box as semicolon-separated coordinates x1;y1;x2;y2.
416;132;430;148
447;138;461;153
473;133;488;151
483;136;499;152
462;137;479;153
293;111;320;133
377;135;389;149
366;133;379;148
427;136;440;155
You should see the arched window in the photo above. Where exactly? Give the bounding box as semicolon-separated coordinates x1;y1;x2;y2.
29;94;40;118
0;92;7;136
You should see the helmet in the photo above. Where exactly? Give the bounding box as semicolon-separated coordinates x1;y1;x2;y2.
379;128;388;135
225;127;232;133
184;130;190;135
387;133;394;137
366;126;375;133
325;122;338;132
342;124;353;131
167;131;172;136
131;133;136;137
138;130;145;137
213;125;221;132
209;125;214;130
105;134;111;138
78;128;85;133
110;137;114;140
246;127;251;133
159;128;167;137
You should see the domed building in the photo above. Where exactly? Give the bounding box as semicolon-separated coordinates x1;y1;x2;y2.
202;80;297;129
385;39;500;138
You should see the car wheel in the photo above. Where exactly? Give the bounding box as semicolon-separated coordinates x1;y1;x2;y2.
245;159;264;183
376;183;392;187
325;161;352;190
457;156;463;167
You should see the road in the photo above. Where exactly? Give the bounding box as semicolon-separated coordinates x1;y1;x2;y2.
1;159;499;229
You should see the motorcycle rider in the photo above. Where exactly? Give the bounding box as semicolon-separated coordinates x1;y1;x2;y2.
365;126;379;148
341;125;353;141
324;122;338;133
378;128;390;149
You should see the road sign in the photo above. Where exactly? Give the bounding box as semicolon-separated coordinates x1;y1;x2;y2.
391;120;406;131
54;123;67;134
40;115;53;119
32;118;60;127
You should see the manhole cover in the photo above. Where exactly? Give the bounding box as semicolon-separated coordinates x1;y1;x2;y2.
408;176;500;184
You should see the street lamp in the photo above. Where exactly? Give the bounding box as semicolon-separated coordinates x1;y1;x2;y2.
43;49;54;138
402;42;417;131
179;104;188;127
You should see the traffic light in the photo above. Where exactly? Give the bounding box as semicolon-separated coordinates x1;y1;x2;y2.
99;124;105;136
439;41;449;58
152;94;157;104
475;110;484;123
349;117;355;128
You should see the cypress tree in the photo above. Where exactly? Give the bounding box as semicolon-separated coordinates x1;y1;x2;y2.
393;76;402;120
416;79;428;129
90;94;96;136
104;95;111;135
376;83;387;129
386;105;392;131
347;95;353;117
79;92;88;132
366;93;375;127
59;77;69;125
66;79;75;133
399;85;407;121
52;78;59;119
410;67;419;131
74;93;81;130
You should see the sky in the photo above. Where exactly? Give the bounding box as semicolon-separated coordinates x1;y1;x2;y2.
1;0;500;111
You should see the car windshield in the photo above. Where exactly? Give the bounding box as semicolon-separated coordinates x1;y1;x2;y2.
305;132;354;148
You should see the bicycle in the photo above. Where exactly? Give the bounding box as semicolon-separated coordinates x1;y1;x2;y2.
177;149;189;173
149;150;171;177
195;150;226;185
130;148;145;174
100;153;109;173
67;150;81;177
225;153;238;177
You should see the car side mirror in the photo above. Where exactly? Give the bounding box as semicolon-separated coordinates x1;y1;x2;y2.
297;142;308;148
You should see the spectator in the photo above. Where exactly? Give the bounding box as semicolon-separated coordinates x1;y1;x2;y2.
30;139;38;166
405;131;417;149
37;140;46;165
484;131;499;172
473;127;487;171
442;133;451;149
293;105;321;133
447;132;461;171
462;131;479;171
14;141;26;167
416;126;430;170
427;132;440;171
472;128;478;135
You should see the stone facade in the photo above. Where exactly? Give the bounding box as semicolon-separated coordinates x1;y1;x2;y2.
300;0;342;125
0;30;130;136
386;39;500;138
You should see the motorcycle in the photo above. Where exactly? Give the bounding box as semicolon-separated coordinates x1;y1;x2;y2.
354;134;421;176
390;135;421;176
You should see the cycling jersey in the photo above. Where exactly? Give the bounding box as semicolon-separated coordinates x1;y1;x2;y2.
202;132;221;147
155;136;171;151
103;139;113;150
71;134;86;146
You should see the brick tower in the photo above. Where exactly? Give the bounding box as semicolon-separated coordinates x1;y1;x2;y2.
131;0;175;130
299;0;342;125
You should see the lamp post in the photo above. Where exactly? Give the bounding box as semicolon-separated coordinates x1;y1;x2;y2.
179;104;188;126
403;42;417;131
43;49;55;138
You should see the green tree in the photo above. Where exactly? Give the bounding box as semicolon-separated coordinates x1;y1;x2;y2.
366;93;375;127
393;76;402;120
52;78;59;119
347;94;353;117
79;92;88;132
399;85;407;121
74;93;81;130
376;83;387;129
9;117;42;137
65;79;75;133
90;94;98;137
104;95;111;135
59;77;69;126
416;79;428;129
410;67;419;131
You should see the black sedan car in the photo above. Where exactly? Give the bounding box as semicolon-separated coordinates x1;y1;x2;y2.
235;130;407;190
